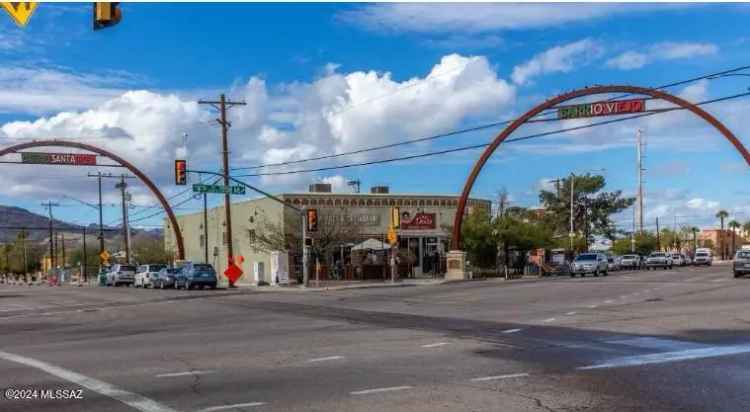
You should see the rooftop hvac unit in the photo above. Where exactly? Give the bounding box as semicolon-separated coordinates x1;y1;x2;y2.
370;185;389;194
309;183;332;193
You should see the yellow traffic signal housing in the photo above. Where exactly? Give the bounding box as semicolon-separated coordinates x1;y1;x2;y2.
391;207;400;229
175;160;187;185
306;209;318;232
93;2;121;30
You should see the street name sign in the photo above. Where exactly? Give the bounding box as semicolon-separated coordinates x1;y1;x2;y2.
21;152;97;166
557;98;645;120
1;2;37;27
192;184;245;195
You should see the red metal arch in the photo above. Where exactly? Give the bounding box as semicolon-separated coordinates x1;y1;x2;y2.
452;84;750;250
0;140;185;259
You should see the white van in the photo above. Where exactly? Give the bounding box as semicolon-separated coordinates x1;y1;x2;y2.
693;249;713;266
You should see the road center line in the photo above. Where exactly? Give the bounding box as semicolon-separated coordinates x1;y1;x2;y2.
198;402;265;412
565;311;577;316
470;372;529;382
306;355;345;362
542;318;556;323
421;342;450;348
0;349;179;412
350;385;412;395
587;305;598;309
501;328;522;334
578;344;750;370
604;300;614;304
156;370;215;378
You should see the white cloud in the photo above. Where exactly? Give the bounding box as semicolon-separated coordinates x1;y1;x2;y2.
687;198;720;210
337;4;665;34
606;42;718;70
511;39;604;85
0;54;516;214
0;66;142;115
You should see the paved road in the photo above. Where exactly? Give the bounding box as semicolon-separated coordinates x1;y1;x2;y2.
1;264;749;411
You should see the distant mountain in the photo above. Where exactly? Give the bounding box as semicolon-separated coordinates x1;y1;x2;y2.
0;205;162;245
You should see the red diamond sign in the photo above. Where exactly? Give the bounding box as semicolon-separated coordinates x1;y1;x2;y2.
224;263;243;284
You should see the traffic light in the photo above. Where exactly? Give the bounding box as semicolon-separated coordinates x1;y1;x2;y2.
175;160;187;185
306;209;318;232
391;207;400;229
93;2;121;30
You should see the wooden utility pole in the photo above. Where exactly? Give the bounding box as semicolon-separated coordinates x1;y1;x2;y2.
97;173;135;263
656;217;661;251
87;171;111;256
41;201;60;270
198;94;246;287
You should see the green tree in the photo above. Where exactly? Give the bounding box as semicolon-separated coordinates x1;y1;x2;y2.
461;208;496;268
132;237;172;264
612;231;657;256
728;220;741;255
539;174;635;245
68;242;101;278
716;210;729;259
743;221;750;239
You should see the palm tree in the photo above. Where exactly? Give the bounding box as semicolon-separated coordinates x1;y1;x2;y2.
743;221;750;240
729;220;741;256
716;210;729;259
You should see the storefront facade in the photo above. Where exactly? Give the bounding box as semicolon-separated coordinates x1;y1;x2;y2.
165;188;490;286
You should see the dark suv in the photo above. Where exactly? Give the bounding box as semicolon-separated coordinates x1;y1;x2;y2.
175;264;217;290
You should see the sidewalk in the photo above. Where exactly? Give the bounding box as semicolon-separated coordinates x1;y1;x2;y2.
251;278;447;292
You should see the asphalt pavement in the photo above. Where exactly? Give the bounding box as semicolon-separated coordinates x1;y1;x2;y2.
1;263;749;411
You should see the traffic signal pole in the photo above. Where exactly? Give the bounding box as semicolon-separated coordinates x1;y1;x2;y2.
198;95;246;288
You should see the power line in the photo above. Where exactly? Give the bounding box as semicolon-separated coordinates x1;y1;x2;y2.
233;91;750;178
231;64;750;172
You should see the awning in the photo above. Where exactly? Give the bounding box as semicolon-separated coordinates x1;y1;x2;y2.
351;238;392;251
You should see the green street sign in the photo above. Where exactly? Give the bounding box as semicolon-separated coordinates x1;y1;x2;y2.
192;184;246;195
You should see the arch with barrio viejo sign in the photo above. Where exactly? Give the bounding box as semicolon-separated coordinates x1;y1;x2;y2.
450;84;750;252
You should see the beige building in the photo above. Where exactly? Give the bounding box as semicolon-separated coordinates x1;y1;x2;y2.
164;185;490;286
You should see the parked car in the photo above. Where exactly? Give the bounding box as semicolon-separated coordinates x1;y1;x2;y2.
571;253;608;277
670;253;685;266
693;250;713;266
106;264;137;286
619;254;641;269
607;256;620;272
175;263;217;290
155;267;182;289
646;252;672;270
135;264;167;288
733;250;750;278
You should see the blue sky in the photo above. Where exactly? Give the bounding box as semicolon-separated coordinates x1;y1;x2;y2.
1;3;749;232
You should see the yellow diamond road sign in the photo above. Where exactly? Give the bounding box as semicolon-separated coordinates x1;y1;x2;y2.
99;250;110;262
1;2;37;28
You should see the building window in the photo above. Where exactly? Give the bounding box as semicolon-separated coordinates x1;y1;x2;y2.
327;199;333;206
343;199;349;206
359;199;365;206
419;199;425;206
397;199;402;206
374;199;380;206
222;232;228;245
427;199;433;206
335;199;341;206
310;199;317;205
302;199;309;205
248;229;256;243
199;235;205;247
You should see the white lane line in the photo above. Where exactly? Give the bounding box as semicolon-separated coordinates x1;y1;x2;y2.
0;350;179;412
198;402;265;412
712;279;726;282
565;311;577;316
350;386;412;396
604;300;614;304
542;318;556;323
156;370;215;378
501;328;522;334
421;342;450;348
470;372;529;382
578;344;750;370
306;355;345;362
587;305;598;309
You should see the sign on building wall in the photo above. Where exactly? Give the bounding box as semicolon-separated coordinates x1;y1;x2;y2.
21;152;97;166
557;98;645;120
323;213;381;227
400;212;436;230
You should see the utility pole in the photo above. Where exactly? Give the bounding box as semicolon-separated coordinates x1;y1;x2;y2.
61;232;66;269
569;173;575;250
82;226;88;283
203;192;209;264
198;94;246;287
87;172;111;256
21;228;27;282
656;217;661;251
41;201;60;271
113;174;136;264
636;129;646;233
